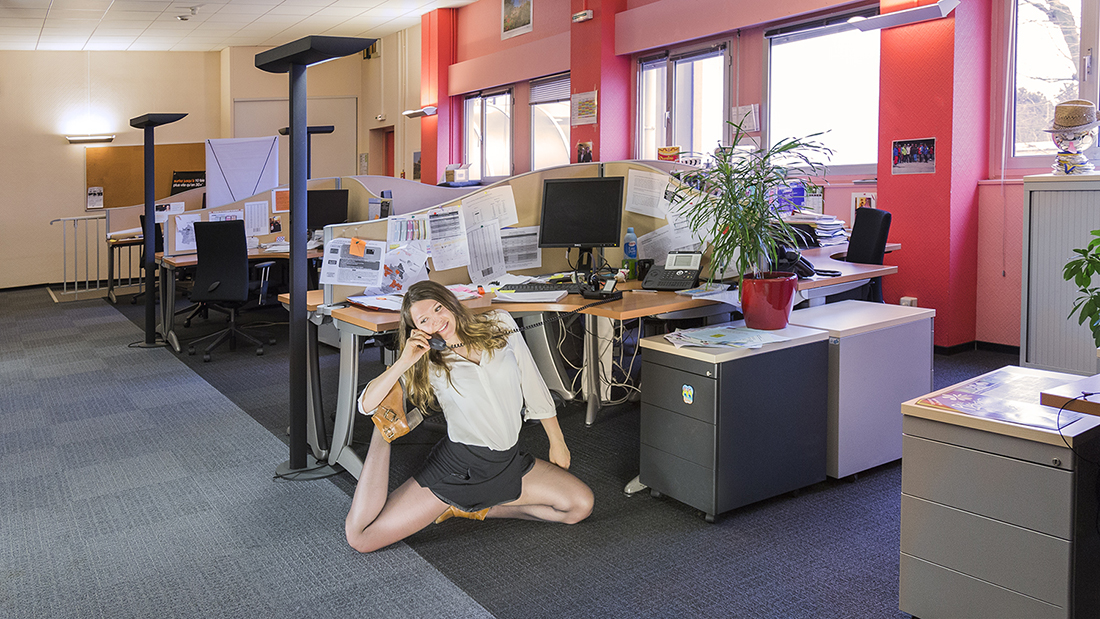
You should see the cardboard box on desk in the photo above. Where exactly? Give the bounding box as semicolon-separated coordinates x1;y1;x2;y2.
444;164;470;184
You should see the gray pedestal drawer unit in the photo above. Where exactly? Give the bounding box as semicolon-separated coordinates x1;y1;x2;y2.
638;323;829;522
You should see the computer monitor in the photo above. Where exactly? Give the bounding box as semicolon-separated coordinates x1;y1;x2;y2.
538;176;625;275
306;189;349;230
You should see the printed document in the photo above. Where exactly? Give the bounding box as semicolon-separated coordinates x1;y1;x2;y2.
174;213;202;253
375;242;429;294
428;207;470;271
318;238;385;288
461;185;518;229
244;201;270;236
466;220;507;285
210;209;244;222
388;214;430;250
154;201;185;224
625;169;672;219
501;226;541;271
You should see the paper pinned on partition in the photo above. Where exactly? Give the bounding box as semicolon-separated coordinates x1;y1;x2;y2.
461;185;518;229
154;201;185;224
209;209;244;222
428;206;470;271
625;169;673;219
244;201;270;236
501;226;541;271
375;241;429;294
466;219;507;285
318;237;385;288
387;214;430;250
174;213;202;253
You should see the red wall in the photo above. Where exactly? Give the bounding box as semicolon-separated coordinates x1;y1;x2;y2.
877;0;989;347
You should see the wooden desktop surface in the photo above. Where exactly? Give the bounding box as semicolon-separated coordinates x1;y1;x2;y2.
159;248;322;267
1040;373;1100;416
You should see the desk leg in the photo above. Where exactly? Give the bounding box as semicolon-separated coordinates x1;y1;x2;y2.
585;313;600;426
160;264;180;352
329;328;365;479
107;245;117;304
305;316;329;460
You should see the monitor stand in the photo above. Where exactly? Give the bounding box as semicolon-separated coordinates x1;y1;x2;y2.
575;247;596;282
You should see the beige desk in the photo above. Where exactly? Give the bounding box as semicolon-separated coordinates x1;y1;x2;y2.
106;236;144;304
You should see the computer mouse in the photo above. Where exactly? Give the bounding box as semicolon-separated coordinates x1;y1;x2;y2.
428;334;448;351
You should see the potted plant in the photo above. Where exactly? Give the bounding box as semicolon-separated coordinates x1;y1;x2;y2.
667;120;831;329
1064;229;1100;346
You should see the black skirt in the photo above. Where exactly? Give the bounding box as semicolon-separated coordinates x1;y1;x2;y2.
414;437;535;511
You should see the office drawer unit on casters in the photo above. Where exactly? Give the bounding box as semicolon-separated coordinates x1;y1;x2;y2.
899;366;1100;619
788;300;936;479
638;322;829;523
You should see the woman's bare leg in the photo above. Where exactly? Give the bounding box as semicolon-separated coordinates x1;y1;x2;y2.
345;427;448;553
487;459;594;523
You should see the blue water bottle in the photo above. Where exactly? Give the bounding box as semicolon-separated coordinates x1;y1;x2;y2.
623;227;638;279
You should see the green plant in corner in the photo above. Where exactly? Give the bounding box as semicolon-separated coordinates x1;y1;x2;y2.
666;119;832;294
1064;229;1100;347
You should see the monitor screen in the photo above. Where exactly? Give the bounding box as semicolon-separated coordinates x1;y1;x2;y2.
307;189;349;229
538;177;625;248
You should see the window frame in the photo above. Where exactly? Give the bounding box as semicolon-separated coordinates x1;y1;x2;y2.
463;87;514;181
763;6;881;177
529;72;571;171
998;0;1100;172
634;41;732;160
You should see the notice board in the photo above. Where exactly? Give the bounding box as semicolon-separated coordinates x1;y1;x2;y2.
85;142;205;208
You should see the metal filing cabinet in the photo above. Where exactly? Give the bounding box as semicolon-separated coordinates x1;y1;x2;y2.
788;300;935;478
900;367;1100;619
638;322;829;522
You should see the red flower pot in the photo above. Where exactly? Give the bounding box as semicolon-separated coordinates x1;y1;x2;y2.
741;271;798;330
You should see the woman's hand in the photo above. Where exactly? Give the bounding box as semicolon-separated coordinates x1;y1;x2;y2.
548;441;571;470
398;329;433;367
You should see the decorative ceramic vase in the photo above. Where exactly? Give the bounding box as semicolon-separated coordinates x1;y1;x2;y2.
1051;128;1096;175
741;271;798;330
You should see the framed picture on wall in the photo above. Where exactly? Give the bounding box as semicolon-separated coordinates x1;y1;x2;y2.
502;0;532;39
891;137;936;175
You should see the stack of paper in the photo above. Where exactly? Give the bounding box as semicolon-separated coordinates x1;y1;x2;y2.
663;325;791;349
783;211;849;246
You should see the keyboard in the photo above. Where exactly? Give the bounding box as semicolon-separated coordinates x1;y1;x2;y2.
500;282;581;294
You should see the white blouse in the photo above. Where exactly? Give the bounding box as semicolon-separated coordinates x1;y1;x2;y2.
428;310;556;451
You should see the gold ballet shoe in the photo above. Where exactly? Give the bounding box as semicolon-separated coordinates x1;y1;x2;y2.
369;380;423;443
434;505;491;524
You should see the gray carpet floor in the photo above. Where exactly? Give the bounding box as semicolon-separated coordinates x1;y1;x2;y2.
0;288;492;619
36;286;1023;618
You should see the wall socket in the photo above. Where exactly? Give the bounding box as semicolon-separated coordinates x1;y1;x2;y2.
900;296;918;307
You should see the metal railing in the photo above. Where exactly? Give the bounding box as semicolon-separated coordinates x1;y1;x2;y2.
49;214;107;300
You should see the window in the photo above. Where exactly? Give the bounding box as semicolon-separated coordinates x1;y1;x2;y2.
530;73;571;170
464;89;513;180
636;44;729;160
1012;0;1088;157
767;11;880;171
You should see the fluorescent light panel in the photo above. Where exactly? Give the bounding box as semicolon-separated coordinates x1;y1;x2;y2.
66;134;115;143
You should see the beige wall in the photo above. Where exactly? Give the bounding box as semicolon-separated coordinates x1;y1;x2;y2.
3;33;423;290
0;51;221;289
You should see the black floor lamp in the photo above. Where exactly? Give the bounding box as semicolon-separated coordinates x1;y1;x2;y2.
257;36;374;479
278;125;334;179
130;113;186;348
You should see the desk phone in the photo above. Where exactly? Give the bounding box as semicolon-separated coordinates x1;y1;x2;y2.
642;251;702;291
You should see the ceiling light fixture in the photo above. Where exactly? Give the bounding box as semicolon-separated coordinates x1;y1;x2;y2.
847;0;960;31
66;134;115;144
176;6;198;21
402;106;437;119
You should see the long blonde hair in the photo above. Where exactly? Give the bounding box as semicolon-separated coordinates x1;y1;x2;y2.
398;280;509;413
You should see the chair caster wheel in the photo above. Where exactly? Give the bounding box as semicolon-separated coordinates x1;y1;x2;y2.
256;347;264;356
650;489;662;499
268;338;276;346
203;353;211;362
184;319;191;327
704;514;715;524
188;346;195;355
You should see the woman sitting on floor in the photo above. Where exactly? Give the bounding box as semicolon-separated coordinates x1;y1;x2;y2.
345;280;594;553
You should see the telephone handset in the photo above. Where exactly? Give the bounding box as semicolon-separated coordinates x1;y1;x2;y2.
642;251;702;291
775;246;816;279
428;334;448;351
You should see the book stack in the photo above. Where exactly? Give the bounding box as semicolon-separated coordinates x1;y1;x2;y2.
783;210;849;246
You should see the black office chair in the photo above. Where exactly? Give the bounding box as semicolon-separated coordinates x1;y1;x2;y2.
833;207;892;303
186;220;275;361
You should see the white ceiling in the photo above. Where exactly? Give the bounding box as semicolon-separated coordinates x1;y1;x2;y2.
0;0;475;52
